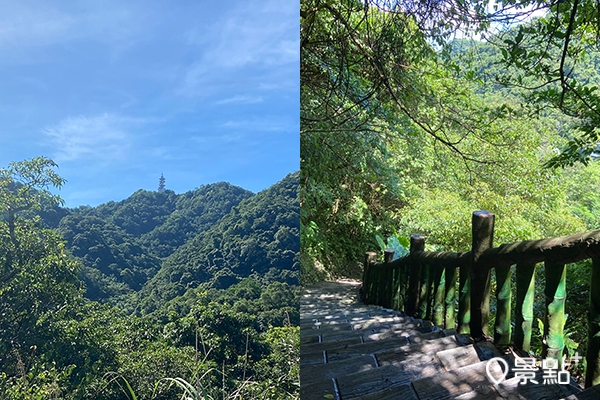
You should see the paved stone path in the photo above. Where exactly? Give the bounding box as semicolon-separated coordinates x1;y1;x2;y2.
300;280;592;399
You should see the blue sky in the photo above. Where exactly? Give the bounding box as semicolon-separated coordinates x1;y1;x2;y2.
0;0;299;207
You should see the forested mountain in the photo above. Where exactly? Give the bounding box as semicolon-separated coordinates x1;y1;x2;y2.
1;160;299;399
140;172;299;312
43;181;275;303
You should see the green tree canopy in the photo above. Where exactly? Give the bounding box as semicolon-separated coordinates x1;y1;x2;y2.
0;157;82;378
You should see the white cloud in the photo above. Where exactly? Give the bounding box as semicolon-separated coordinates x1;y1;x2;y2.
192;133;245;145
218;117;289;132
43;113;138;162
0;4;76;48
181;0;298;95
0;2;155;63
215;95;263;105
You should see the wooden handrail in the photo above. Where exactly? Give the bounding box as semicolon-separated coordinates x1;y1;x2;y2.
371;229;600;270
479;229;600;268
362;210;600;388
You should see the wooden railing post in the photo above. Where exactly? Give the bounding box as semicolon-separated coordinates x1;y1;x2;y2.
494;264;513;345
470;210;495;340
515;263;536;353
406;234;424;317
586;257;600;387
363;252;377;304
543;261;566;364
383;249;395;308
384;249;395;263
419;265;431;319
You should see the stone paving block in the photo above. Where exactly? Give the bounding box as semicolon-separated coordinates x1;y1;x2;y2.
562;384;600;400
326;336;409;362
299;280;585;400
299;378;336;400
496;374;581;400
407;329;444;343
300;354;377;386
336;363;415;398
301;336;364;354
474;340;502;361
411;360;505;400
436;344;481;371
453;385;503;399
351;383;418;400
376;335;460;366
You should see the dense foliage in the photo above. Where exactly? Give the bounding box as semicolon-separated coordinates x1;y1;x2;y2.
301;0;600;385
49;182;255;303
140;174;300;313
0;159;300;399
301;0;600;274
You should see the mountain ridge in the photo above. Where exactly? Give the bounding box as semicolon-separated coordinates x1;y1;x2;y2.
41;172;300;311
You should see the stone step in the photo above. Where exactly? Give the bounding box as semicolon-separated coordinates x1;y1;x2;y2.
298;378;337;400
333;343;485;399
410;359;506;400
300;322;439;347
300;322;440;343
301;336;409;363
299;281;597;400
352;384;418;400
300;354;378;386
302;329;458;368
336;352;442;399
301;334;465;387
562;384;600;399
495;371;581;399
301;325;443;355
300;309;408;324
300;315;414;331
375;335;462;366
301;335;366;355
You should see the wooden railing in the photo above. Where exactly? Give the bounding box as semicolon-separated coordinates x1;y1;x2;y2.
362;210;600;387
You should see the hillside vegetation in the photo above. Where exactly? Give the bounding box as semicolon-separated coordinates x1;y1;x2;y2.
301;0;600;384
1;159;300;399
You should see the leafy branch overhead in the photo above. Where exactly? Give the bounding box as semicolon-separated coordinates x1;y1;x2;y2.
0;156;65;215
301;0;600;285
305;1;526;168
0;156;67;281
302;0;600;169
486;0;600;167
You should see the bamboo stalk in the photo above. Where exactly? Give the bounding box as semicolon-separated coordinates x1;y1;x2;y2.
458;263;470;334
372;264;380;305
514;263;536;353
432;265;445;326
392;266;404;310
376;265;384;306
394;266;402;310
445;266;457;329
586;258;600;387
494;265;512;345
543;262;566;364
